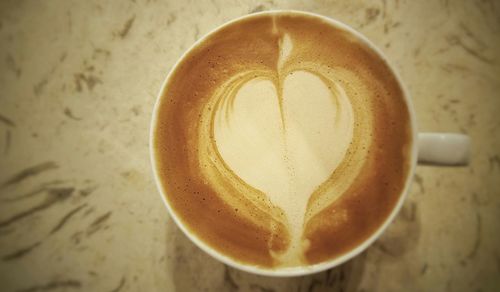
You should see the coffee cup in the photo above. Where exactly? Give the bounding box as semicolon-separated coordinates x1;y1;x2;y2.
150;10;469;276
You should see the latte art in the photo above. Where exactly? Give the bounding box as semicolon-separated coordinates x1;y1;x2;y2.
153;13;412;268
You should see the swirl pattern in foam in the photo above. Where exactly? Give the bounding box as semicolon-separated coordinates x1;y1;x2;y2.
152;12;412;268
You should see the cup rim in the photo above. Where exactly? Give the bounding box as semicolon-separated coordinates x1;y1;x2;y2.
149;9;418;277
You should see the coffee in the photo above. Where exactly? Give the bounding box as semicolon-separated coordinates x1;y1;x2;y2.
152;12;412;268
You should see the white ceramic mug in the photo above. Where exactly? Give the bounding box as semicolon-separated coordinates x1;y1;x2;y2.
150;10;470;277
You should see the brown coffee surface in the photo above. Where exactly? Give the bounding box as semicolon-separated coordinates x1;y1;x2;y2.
152;12;412;268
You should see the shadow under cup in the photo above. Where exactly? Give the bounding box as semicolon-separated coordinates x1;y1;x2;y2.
150;10;417;276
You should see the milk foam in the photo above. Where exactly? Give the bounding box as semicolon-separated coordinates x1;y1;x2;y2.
212;34;354;265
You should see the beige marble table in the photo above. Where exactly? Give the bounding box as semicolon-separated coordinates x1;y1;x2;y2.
1;0;499;291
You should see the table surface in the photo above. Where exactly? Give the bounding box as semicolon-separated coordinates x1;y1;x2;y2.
1;1;499;291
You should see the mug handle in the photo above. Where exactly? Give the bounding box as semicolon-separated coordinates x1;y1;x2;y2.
418;133;470;165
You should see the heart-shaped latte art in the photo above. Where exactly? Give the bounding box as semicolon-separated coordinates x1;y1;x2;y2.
210;68;354;261
193;31;376;265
